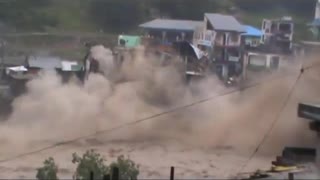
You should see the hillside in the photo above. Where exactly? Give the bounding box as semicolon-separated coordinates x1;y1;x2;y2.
0;0;316;41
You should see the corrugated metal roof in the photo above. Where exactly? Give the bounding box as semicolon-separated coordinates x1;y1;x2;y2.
139;19;203;31
243;25;263;37
3;56;27;66
28;56;62;69
205;13;246;32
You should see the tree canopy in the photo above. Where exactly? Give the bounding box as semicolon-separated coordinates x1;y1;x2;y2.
0;0;316;40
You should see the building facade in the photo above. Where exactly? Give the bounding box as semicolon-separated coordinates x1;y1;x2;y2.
261;16;294;54
193;13;246;81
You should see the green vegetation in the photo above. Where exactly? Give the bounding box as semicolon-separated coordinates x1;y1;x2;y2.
36;149;140;180
36;157;59;180
72;149;109;180
110;155;139;180
0;0;317;40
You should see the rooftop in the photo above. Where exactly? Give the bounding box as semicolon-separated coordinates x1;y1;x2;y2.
139;19;203;31
243;25;263;37
204;13;246;32
28;56;62;69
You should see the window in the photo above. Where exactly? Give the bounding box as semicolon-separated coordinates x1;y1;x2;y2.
229;32;239;43
279;23;292;34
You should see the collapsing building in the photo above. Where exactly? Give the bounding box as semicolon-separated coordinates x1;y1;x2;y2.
194;13;246;82
140;13;247;84
138;10;300;85
4;56;83;97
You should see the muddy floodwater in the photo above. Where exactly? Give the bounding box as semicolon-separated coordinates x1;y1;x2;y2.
0;48;318;179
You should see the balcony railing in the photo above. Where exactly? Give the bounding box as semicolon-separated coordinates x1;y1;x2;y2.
228;56;240;62
212;55;240;63
194;30;214;46
214;39;241;47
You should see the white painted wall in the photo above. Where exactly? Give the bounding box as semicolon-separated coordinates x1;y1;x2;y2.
246;53;281;69
316;0;320;19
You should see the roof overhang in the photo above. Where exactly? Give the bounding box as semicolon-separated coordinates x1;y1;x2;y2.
204;13;246;33
139;27;196;32
139;19;203;32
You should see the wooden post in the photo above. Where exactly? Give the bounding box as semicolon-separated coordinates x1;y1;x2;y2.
112;166;119;180
170;166;175;180
288;172;294;180
90;171;94;180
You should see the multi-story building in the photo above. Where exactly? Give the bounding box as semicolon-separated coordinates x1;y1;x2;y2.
139;14;248;82
193;13;246;81
261;16;294;54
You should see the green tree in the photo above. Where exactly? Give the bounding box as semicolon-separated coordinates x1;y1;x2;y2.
110;155;139;180
36;157;59;180
89;0;150;33
72;149;109;180
0;0;57;31
150;0;229;20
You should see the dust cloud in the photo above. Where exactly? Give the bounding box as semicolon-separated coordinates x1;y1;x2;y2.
0;45;318;178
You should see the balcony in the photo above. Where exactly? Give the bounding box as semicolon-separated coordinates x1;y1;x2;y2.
212;55;240;63
214;38;241;47
228;56;240;62
194;30;214;47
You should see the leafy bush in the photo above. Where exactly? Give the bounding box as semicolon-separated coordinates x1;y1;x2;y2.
110;155;139;180
72;149;109;180
36;157;59;180
36;149;140;180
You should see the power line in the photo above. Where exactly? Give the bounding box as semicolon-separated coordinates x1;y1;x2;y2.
0;67;307;163
235;65;306;176
233;59;320;178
